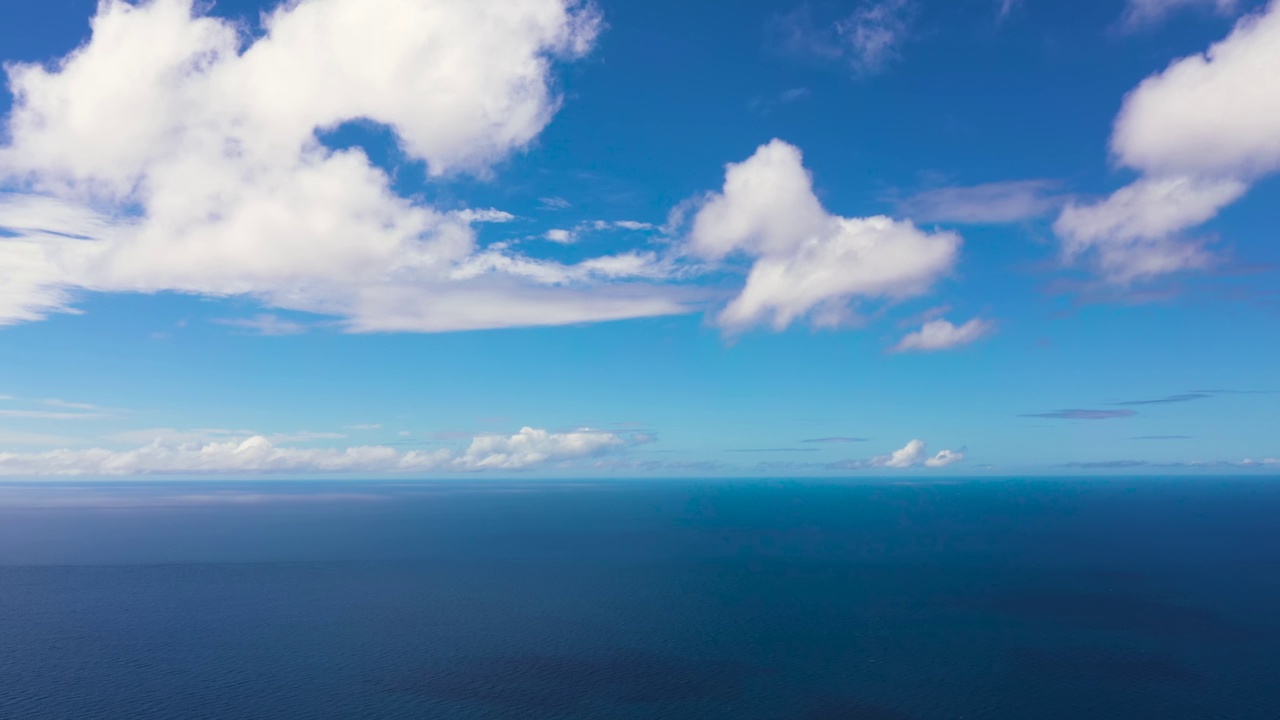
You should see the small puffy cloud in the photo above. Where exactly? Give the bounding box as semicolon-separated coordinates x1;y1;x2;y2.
688;139;960;331
1023;409;1137;420
1123;0;1239;27
831;439;965;469
1056;1;1280;282
896;180;1069;224
0;426;640;476
544;228;576;244
892;317;994;353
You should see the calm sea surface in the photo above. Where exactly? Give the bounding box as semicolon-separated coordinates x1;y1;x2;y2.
1;479;1277;719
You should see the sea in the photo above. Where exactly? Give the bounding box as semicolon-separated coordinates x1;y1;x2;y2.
0;478;1277;719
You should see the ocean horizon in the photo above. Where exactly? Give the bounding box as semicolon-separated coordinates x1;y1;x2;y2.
2;477;1277;719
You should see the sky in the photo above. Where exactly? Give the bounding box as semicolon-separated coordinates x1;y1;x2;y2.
0;0;1277;479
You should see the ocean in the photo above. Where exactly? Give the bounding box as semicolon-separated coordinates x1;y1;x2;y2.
1;478;1277;719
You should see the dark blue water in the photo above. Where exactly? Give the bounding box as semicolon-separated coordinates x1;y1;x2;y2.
1;479;1278;719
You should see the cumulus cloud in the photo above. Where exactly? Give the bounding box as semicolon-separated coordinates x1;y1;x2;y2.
1056;1;1280;282
831;439;965;469
0;426;640;476
687;140;960;331
0;0;693;331
1123;0;1239;27
892;317;994;353
896;180;1069;224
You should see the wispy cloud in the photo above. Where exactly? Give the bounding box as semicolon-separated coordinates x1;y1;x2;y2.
539;197;571;210
773;1;917;76
1023;409;1137;420
0;409;109;420
1064;457;1279;469
895;180;1069;224
1115;392;1211;406
215;314;313;336
802;437;869;443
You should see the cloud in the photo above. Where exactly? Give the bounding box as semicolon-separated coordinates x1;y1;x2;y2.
802;436;869;443
454;426;643;471
0;0;694;332
892;317;994;353
0;426;641;476
831;439;965;469
836;0;916;75
749;87;811;114
1122;0;1239;28
1055;1;1280;282
773;1;915;76
1023;409;1138;420
215;313;312;336
1064;457;1279;469
687;139;960;331
895;180;1069;224
998;0;1022;20
0;409;109;420
1116;392;1211;405
539;197;572;210
544;228;576;244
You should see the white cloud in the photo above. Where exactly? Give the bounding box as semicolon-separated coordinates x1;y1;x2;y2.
1123;0;1239;27
897;180;1068;224
545;228;576;244
688;139;960;331
833;439;966;469
892;317;995;353
539;196;572;209
1057;1;1280;282
0;426;639;476
924;448;965;467
455;426;635;470
0;0;692;331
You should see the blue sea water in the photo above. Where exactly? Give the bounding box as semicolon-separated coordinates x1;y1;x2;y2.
1;478;1277;719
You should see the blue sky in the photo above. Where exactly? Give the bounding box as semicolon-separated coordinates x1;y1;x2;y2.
0;0;1276;478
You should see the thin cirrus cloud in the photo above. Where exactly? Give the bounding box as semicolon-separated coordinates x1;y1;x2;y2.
1122;0;1241;28
1115;392;1212;405
685;139;960;331
895;180;1069;224
0;0;695;333
892;317;995;353
1055;0;1280;284
1065;457;1278;469
772;0;916;76
1023;409;1138;420
0;426;646;476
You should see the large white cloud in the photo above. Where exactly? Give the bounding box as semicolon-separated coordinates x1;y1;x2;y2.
0;426;639;476
1056;1;1280;282
0;0;691;330
688;140;961;331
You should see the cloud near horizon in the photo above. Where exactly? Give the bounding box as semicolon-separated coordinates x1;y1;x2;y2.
0;426;644;476
831;439;966;469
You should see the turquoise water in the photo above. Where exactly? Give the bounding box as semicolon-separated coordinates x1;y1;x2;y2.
1;479;1277;718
